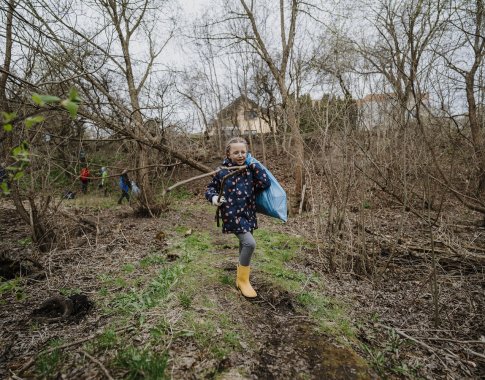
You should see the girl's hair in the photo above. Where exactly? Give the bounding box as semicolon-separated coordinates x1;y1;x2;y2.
225;137;248;156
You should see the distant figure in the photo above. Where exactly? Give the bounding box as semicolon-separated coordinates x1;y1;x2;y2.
98;167;108;196
80;166;90;194
118;170;132;204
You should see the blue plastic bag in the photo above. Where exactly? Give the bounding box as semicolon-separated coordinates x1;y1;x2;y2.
246;154;288;222
131;181;141;197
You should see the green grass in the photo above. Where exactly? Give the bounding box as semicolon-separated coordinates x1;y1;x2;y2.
361;328;421;378
115;346;168;380
168;186;192;200
18;237;32;247
67;193;119;209
110;265;183;314
0;277;26;302
139;252;166;268
95;327;118;350
122;263;136;273
252;230;355;339
52;197;367;377
178;292;193;309
35;339;64;378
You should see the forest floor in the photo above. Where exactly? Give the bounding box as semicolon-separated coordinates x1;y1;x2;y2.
0;165;484;379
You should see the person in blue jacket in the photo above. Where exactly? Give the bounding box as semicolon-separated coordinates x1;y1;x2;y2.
118;170;132;204
206;137;270;298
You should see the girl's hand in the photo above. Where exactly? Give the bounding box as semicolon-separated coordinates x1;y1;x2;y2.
212;195;226;206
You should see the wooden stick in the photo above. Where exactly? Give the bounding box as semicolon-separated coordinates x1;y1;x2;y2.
80;350;115;380
18;325;132;374
420;337;485;345
378;323;440;354
466;348;485;360
164;165;246;194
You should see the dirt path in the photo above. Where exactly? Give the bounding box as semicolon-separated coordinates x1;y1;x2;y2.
0;198;375;379
170;260;373;379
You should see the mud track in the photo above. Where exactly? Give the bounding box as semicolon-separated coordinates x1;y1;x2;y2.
170;261;374;379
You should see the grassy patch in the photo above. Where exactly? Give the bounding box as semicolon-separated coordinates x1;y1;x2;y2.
255;229;307;265
139;255;166;268
361;328;421;378
35;339;64;378
18;237;32;247
179;310;244;361
0;277;26;302
110;265;183;314
297;291;354;337
122;263;136;273
168;186;192;200
59;287;81;297
254;229;354;339
115;345;168;380
95;327;119;350
67;194;118;209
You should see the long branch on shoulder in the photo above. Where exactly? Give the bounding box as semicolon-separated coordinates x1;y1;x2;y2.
164;166;247;195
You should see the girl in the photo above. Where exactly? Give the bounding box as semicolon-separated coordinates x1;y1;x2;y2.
205;137;271;298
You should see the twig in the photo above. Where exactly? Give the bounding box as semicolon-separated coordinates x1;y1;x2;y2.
420;337;485;345
378;323;436;353
466;348;485;360
80;350;115;380
18;325;132;374
378;324;461;360
8;371;24;380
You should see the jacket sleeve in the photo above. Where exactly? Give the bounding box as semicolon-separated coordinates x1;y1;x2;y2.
249;162;271;193
205;173;221;202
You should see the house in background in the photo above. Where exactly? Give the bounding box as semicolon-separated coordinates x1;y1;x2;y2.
209;95;274;138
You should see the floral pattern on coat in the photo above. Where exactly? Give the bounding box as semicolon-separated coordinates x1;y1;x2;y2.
205;158;271;234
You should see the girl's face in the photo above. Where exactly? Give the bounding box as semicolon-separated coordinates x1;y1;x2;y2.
227;142;247;165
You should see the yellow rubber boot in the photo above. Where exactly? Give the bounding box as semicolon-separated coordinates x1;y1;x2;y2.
236;265;257;298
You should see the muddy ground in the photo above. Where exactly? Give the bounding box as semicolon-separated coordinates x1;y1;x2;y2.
0;165;484;379
0;197;375;380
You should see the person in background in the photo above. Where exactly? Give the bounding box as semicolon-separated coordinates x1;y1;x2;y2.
80;166;90;194
118;169;131;204
98;167;108;196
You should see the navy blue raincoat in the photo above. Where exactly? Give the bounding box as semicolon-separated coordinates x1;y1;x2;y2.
206;158;271;234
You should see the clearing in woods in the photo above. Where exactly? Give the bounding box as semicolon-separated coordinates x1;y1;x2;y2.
0;193;374;379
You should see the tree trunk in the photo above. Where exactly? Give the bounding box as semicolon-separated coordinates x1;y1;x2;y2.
286;96;305;215
0;0;14;112
466;72;485;193
0;0;15;159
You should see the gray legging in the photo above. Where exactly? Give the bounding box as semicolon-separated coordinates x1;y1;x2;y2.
235;232;256;266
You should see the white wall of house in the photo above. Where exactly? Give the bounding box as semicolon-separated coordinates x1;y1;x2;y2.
209;97;274;136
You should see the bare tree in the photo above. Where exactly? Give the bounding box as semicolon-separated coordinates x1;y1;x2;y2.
12;0;215;214
358;0;450;126
208;0;307;214
439;0;485;192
